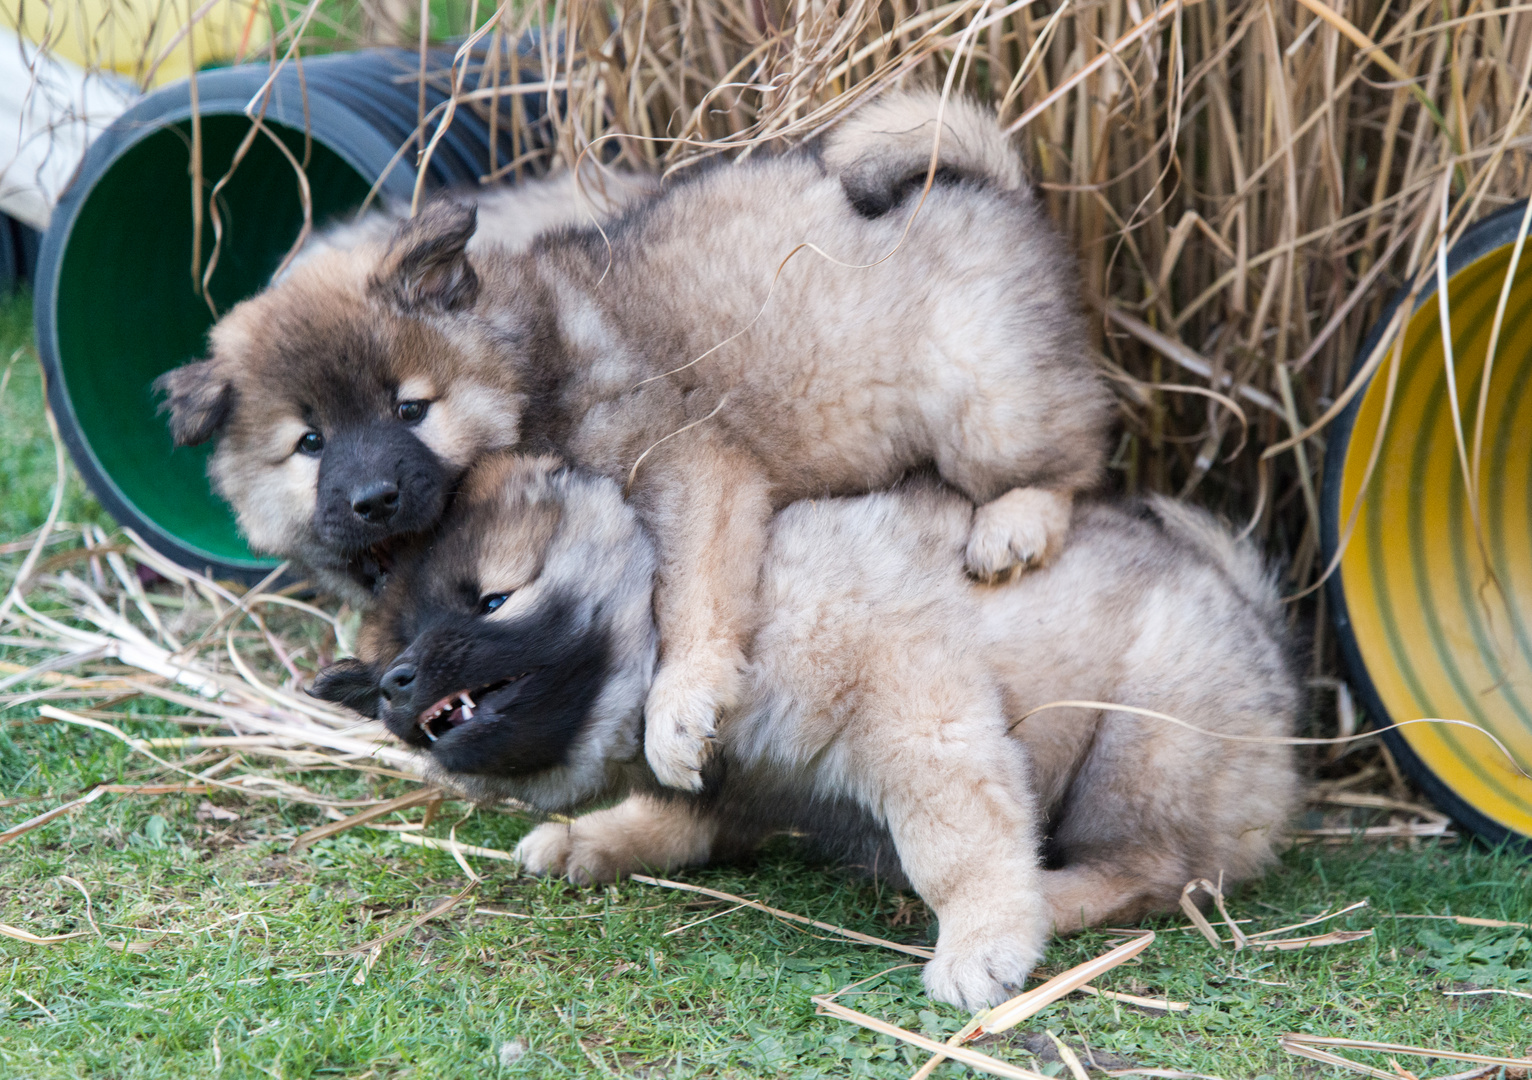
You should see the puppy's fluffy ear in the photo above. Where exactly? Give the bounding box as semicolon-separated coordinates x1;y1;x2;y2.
310;658;381;716
154;360;234;446
369;201;479;313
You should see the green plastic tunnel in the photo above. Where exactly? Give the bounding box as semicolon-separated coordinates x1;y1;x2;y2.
34;49;533;582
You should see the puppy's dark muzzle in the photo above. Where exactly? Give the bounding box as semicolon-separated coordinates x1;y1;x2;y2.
374;645;433;746
315;424;450;552
361;598;614;777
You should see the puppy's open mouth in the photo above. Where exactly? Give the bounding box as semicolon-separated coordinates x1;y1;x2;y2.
368;541;395;573
346;540;398;592
417;675;529;742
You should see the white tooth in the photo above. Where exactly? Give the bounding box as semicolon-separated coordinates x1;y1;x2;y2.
461;705;474;720
419;723;437;743
461;692;476;709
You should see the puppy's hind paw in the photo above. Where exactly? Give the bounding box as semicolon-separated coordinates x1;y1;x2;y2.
964;487;1073;582
643;662;726;792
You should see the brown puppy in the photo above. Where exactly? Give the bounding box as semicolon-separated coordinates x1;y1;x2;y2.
158;91;1113;791
154;166;658;597
313;457;1301;1010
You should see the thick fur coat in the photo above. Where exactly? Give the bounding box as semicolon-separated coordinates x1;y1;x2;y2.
157;91;1114;791
315;457;1301;1010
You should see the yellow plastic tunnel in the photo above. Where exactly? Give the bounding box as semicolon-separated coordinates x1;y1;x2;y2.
1323;200;1532;849
3;0;269;87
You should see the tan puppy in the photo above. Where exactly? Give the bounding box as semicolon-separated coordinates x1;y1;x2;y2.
313;457;1301;1010
158;91;1114;791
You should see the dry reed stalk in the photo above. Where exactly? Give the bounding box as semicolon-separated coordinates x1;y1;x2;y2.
909;933;1161;1079
1278;1035;1532;1076
0;782;212;845
1297;777;1460;842
627;873;940;958
1179;877;1248;948
812;992;1051;1079
0;511;433;841
1247;927;1374;949
289;787;443;850
17;0;1532;772
0;923;94;945
1387;913;1529;930
1247;899;1370;942
1294;821;1456;842
1179;877;1378;952
1045;1029;1091;1080
344;828;1182;1028
1008;699;1532;782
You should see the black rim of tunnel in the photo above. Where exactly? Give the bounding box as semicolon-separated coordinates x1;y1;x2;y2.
33;50;522;585
1320;198;1532;853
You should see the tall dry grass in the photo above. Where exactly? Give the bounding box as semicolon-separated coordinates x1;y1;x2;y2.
18;0;1532;671
433;0;1531;674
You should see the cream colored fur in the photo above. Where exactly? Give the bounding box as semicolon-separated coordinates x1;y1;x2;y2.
363;461;1300;1010
178;93;1111;791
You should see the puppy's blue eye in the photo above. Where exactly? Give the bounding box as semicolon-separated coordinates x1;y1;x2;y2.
396;400;429;423
297;431;324;455
478;593;510;615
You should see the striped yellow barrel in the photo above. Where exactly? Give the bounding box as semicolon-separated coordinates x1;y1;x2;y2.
3;0;269;87
1325;201;1532;847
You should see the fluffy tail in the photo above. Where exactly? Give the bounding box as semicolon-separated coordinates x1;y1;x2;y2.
1142;494;1285;626
822;90;1026;217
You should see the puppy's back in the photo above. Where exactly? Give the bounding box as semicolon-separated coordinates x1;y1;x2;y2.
746;485;1299;903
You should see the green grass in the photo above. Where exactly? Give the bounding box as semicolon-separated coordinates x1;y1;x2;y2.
0;293;109;539
2;289;1530;1079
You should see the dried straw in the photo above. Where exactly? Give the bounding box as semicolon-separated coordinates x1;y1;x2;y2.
1279;1035;1532;1078
11;1;1532;1038
23;0;1532;628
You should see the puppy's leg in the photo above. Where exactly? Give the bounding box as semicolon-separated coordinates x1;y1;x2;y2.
1040;861;1187;932
514;795;719;884
964;487;1073;581
635;436;773;791
843;692;1049;1010
1039;700;1297;932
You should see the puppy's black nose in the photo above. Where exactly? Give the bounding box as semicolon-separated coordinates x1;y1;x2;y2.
379;662;416;702
351;481;400;523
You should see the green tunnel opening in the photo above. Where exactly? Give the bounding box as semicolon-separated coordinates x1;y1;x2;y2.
55;117;372;569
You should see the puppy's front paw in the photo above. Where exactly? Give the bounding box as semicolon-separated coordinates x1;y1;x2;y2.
644;659;730;792
922;926;1047;1012
965;487;1073;581
513;822;574;877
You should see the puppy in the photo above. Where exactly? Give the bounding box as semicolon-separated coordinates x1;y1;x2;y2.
314;457;1301;1010
158;165;660;599
158;91;1114;790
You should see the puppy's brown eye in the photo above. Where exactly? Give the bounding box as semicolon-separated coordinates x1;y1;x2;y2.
396;400;429;423
297;431;324;455
478;593;510;615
